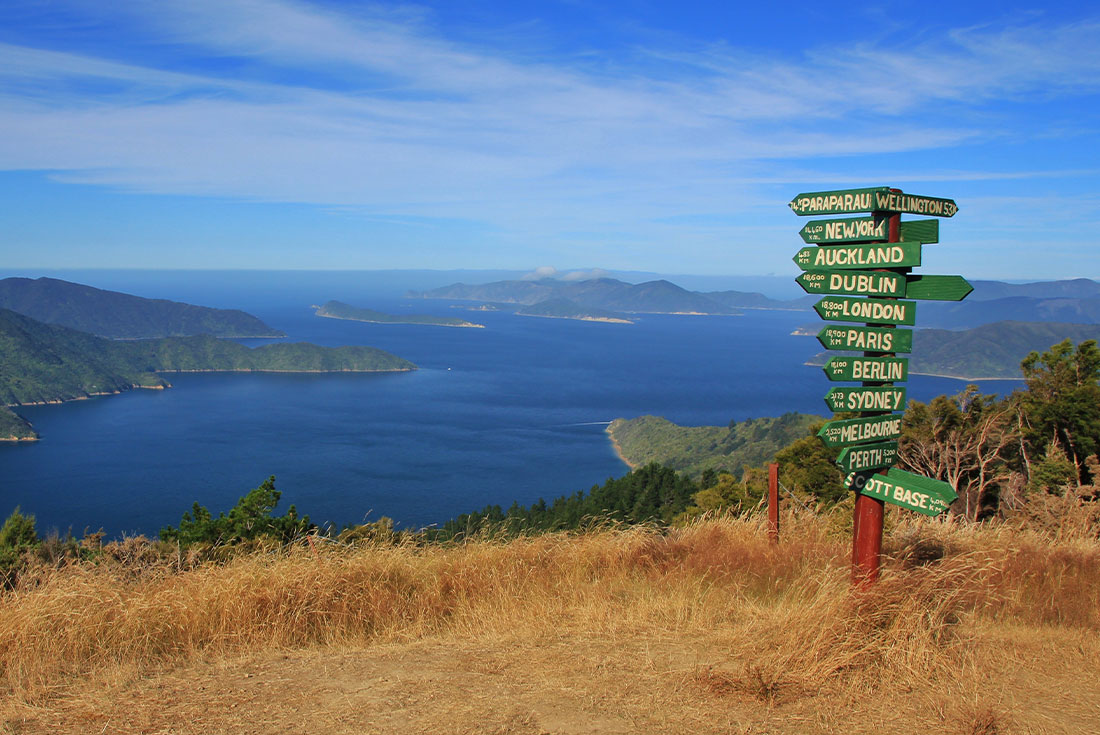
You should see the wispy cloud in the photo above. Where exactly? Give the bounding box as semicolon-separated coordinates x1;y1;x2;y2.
0;0;1098;271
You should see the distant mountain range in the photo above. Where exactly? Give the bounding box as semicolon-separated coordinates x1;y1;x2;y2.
411;276;1100;327
408;277;809;315
0;277;285;339
965;278;1100;301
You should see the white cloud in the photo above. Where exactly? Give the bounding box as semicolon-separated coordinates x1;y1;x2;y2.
0;1;1098;272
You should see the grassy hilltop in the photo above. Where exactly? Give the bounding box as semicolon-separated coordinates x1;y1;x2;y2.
1;514;1097;733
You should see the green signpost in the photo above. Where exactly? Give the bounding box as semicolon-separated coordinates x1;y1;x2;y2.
823;356;908;383
798;217;939;244
904;275;973;301
790;187;959;217
797;269;906;297
836;442;899;473
814;296;916;326
846;468;958;516
791;185;968;582
793;241;922;270
818;415;904;448
817;325;913;354
823;386;906;413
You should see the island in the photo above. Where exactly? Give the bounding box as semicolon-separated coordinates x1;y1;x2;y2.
408;277;741;315
314;301;484;328
516;299;633;324
0;277;286;339
451;304;501;312
1;308;416;440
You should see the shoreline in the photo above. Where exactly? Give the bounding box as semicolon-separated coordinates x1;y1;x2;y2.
112;334;287;341
605;421;638;470
517;313;634;325
6;368;413;409
159;367;416;374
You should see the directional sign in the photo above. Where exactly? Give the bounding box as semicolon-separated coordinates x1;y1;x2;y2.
790;188;957;217
904;275;973;301
815;296;916;326
873;191;958;218
794;242;922;271
899;219;939;244
789;187;891;216
817;325;913;354
818;415;904;448
824;386;907;413
824;356;908;383
837;442;899;473
847;468;957;516
798;217;939;244
799;216;888;243
798;270;906;298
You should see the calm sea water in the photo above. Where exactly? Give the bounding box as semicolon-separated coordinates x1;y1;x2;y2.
0;271;1022;537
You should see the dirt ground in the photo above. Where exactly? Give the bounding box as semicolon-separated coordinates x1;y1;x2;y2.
5;628;1098;735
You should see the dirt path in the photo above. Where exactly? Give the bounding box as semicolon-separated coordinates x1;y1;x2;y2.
6;629;1098;735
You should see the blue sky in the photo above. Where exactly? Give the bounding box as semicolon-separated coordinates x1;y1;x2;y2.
1;1;1098;279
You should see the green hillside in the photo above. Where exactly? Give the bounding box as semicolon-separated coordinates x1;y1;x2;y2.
0;308;167;405
0;406;37;441
805;321;1100;379
116;334;417;373
1;309;417;436
0;277;285;339
912;321;1100;378
609;412;823;478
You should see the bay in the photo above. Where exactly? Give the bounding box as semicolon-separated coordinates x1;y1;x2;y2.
0;271;1022;537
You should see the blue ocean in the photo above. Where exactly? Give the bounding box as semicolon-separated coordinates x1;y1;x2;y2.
0;271;1022;537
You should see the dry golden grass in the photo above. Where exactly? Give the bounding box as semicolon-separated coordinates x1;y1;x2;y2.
2;513;1098;733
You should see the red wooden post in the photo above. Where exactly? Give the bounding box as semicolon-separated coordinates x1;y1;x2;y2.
767;462;779;544
850;199;901;585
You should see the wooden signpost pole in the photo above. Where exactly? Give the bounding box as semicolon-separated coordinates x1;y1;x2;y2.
850;203;899;585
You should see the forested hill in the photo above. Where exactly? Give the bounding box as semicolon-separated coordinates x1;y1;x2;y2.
0;308;415;438
805;321;1100;379
0;308;167;406
0;277;285;339
609;412;823;478
0;406;36;441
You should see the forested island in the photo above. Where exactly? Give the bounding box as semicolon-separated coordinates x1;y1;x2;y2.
0;277;285;339
409;277;743;315
314;300;484;328
516;299;633;323
0;308;416;440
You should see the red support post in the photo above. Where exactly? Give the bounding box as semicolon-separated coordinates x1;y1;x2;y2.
850;198;902;585
767;462;779;544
